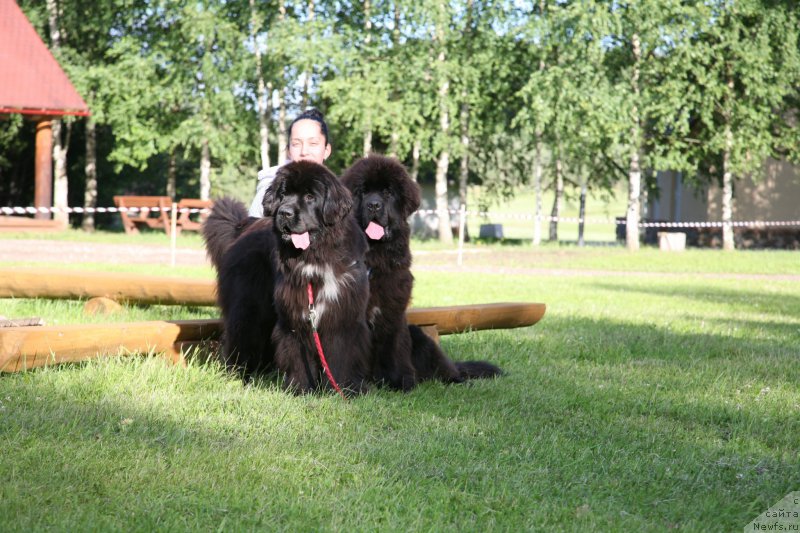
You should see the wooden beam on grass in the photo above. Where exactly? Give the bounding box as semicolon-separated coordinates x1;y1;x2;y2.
0;302;546;373
0;268;216;306
0;319;221;372
408;302;546;335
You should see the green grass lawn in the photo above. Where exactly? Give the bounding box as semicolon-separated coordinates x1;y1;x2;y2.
465;182;628;243
1;244;798;531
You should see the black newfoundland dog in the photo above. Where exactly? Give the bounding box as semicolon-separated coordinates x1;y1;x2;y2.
204;161;371;395
340;155;502;390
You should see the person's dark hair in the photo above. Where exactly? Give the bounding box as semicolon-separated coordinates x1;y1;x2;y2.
287;108;330;147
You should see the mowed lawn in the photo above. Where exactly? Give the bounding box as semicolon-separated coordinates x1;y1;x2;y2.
1;240;798;531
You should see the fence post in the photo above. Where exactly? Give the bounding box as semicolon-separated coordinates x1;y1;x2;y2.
170;202;178;267
457;203;466;266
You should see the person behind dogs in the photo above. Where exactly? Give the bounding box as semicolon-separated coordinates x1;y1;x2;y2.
248;108;333;217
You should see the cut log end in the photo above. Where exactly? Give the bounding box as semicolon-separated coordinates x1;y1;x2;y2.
84;297;123;316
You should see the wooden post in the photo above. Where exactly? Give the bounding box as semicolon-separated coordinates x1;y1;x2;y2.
0;268;216;306
34;119;53;220
0;303;547;373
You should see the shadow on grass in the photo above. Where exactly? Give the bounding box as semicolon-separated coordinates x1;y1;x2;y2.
2;312;798;529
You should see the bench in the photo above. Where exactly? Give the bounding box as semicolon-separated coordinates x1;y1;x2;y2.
113;196;172;235
0;216;67;233
175;199;213;234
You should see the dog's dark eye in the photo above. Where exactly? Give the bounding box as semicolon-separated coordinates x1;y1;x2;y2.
382;189;391;199
304;193;315;203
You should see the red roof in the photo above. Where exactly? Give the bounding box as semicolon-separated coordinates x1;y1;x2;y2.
0;0;89;117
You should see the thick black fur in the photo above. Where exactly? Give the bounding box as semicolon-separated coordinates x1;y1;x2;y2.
341;155;502;390
202;197;256;272
203;209;278;376
264;161;372;395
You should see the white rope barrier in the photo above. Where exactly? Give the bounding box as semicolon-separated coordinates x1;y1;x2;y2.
413;208;800;228
2;205;800;228
0;206;210;216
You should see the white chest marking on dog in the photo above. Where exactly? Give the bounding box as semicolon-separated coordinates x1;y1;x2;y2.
319;266;342;304
298;263;357;326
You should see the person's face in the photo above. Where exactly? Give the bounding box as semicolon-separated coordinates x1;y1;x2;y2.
288;119;331;164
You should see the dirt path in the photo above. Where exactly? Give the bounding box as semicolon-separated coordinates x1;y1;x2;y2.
0;239;209;267
2;238;799;281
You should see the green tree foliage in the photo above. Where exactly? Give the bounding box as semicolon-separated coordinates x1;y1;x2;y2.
2;0;798;244
662;0;800;249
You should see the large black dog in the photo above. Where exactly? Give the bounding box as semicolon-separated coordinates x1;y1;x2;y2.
204;161;371;394
340;155;502;390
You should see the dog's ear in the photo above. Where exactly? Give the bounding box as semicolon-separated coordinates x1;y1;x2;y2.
323;177;353;225
263;171;286;217
397;164;421;218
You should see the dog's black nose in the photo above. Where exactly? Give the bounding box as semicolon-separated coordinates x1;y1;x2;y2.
367;200;382;212
277;206;294;220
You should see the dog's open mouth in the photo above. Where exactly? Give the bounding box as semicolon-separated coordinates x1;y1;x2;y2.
365;221;385;240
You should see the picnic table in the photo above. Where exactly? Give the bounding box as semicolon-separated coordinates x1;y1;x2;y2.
113;196;212;235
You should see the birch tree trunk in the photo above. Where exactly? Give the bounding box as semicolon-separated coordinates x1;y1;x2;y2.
250;0;270;170
721;72;735;251
626;32;642;251
277;4;287;163
627;144;642;251
549;153;563;242
722;122;735;251
578;174;587;247
300;0;315;110
200;137;211;201
278;89;288;163
51;120;70;224
434;2;452;244
458;100;469;209
387;0;401;160
410;139;421;182
362;0;373;157
363;130;373;156
532;136;543;246
166;150;177;199
389;132;399;159
81;116;97;232
532;0;546;247
47;0;69;224
435;92;452;244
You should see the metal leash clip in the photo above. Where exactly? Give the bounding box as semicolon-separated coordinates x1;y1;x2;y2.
308;305;318;331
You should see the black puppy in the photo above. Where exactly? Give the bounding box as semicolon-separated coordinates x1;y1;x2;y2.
341;155;502;391
264;161;372;395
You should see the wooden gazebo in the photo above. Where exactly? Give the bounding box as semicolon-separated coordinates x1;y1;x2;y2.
0;0;89;228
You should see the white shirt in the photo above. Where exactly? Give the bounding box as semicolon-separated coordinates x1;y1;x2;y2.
248;163;284;217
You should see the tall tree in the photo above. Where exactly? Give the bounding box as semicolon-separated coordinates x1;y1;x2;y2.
45;0;70;225
432;0;453;243
250;0;271;170
600;0;700;251
672;0;800;250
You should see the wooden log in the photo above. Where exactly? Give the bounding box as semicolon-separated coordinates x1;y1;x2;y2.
0;268;216;306
84;297;123;316
0;303;545;373
408;302;546;335
0;319;219;372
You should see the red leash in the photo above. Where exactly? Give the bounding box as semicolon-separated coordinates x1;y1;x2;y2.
307;282;347;399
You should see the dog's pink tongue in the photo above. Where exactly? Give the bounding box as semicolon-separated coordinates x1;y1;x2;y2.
365;221;385;240
291;232;310;250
